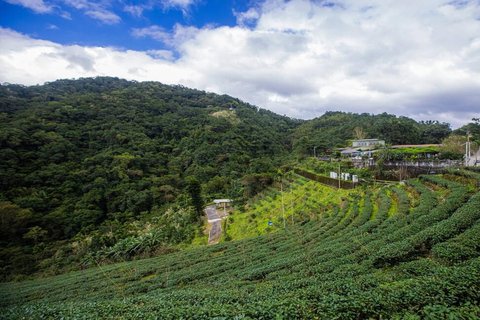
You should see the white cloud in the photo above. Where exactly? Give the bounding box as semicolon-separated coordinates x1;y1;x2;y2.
124;0;198;18
45;45;96;71
234;7;260;27
131;25;170;43
4;0;53;13
85;9;121;24
1;0;480;128
161;0;198;17
131;24;199;48
58;9;72;19
0;27;194;86
61;0;89;10
5;0;120;23
124;4;145;18
162;0;196;10
58;0;121;23
146;50;176;61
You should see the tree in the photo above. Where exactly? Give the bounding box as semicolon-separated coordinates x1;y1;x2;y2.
186;177;203;223
354;126;367;140
419;120;452;144
0;201;33;241
452;117;480;143
370;117;421;145
23;226;48;244
241;173;274;199
440;135;466;159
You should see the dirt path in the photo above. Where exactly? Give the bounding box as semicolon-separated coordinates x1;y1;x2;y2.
205;204;222;245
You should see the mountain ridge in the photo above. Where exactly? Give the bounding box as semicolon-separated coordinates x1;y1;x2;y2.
0;77;476;282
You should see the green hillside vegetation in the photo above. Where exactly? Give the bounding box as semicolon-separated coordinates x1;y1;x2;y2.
3;78;464;280
2;77;480;317
0;77;302;280
1;168;480;318
225;173;352;241
292;111;453;156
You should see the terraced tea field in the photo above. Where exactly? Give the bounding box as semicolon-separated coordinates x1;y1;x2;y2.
1;169;480;319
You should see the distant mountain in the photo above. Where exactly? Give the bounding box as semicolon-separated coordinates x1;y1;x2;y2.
291;111;452;156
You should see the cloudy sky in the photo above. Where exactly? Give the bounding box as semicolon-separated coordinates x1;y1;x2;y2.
1;0;479;128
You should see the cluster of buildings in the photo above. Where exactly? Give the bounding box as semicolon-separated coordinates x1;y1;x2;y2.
337;139;441;159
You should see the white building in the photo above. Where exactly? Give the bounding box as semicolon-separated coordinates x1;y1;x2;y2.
351;139;385;148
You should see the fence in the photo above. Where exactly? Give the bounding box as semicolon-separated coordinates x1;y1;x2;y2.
351;159;462;169
294;168;357;189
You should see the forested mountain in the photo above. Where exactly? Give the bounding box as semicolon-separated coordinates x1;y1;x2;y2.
292;111;452;156
0;77;469;280
0;77;301;279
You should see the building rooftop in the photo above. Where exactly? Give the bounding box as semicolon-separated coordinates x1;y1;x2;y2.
391;144;442;148
213;199;231;204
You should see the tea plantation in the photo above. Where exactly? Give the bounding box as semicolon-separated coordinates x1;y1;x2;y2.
1;169;480;319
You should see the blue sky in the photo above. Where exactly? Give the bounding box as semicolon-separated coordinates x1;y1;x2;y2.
1;0;480;128
0;0;247;50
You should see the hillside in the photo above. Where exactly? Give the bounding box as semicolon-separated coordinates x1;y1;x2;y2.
1;76;478;286
0;77;302;280
1;168;479;318
292;111;453;156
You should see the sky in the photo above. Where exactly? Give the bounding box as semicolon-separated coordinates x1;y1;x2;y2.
1;0;479;128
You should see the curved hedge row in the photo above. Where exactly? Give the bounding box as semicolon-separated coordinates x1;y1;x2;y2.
1;171;480;319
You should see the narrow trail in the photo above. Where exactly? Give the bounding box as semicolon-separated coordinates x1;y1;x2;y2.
205;204;222;245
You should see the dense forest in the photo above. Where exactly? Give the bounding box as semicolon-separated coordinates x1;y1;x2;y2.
0;77;302;279
0;77;478;280
291;111;456;156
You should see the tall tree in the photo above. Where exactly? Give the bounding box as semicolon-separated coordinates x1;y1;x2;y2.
419;120;452;144
354;126;367;140
186;177;203;223
440;135;466;159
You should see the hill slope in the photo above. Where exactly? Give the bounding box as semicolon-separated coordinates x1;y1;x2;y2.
0;77;302;279
291;111;452;155
1;169;479;318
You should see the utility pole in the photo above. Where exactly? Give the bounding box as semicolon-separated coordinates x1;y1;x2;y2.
281;181;285;228
338;163;341;189
290;189;294;225
314;146;317;158
465;130;470;166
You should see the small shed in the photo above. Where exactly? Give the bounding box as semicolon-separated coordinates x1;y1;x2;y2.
213;199;231;206
213;199;231;219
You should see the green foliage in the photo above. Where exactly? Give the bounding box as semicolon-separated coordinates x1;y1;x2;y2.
186;177;203;223
0;78;479;318
418;120;452;144
292;111;448;154
0;77;300;279
369;115;421;145
453;117;480;144
1;170;479;318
